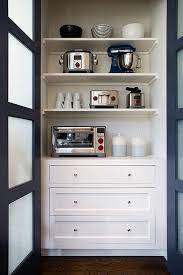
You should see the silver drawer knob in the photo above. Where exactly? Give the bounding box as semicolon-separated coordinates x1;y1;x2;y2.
128;173;132;177
74;200;78;204
127;228;131;232
74;228;78;232
74;173;78;177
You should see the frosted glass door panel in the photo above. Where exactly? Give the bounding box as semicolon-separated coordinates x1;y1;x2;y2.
177;50;183;108
9;193;33;274
178;0;183;38
8;0;33;38
8;34;33;109
8;117;32;188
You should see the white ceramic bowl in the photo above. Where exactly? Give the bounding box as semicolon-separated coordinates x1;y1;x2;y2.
122;23;145;38
91;24;113;38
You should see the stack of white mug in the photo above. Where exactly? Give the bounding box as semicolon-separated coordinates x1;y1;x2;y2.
55;92;81;110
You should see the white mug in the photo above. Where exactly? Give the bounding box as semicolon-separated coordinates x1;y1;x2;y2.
73;100;81;110
64;100;72;109
65;92;72;101
73;93;80;101
55;92;64;109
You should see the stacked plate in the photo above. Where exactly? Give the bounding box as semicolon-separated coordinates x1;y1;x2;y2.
91;24;113;38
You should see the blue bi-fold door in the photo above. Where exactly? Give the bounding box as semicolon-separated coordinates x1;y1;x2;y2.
0;0;41;275
167;0;183;274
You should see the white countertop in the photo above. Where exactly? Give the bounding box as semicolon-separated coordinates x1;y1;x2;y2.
43;156;157;166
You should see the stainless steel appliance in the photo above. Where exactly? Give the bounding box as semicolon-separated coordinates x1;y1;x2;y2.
59;50;98;73
107;45;142;73
90;90;119;108
126;87;145;108
51;126;106;157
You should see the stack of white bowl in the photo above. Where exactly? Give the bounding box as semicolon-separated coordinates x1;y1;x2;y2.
91;24;113;38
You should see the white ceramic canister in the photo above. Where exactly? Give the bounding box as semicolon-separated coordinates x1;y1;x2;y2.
112;134;127;157
131;137;147;157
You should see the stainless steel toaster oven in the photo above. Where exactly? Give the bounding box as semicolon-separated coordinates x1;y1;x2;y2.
51;126;106;157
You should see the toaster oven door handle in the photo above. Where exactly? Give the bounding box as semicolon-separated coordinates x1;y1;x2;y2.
98;93;110;96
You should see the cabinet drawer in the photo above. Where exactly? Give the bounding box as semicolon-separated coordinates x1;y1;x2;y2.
50;188;152;215
50;216;155;249
49;165;155;184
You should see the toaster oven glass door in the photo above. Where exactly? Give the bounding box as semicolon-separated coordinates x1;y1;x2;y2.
56;128;94;148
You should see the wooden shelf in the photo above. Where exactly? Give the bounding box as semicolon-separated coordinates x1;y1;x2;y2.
43;108;158;118
42;73;158;85
43;38;158;53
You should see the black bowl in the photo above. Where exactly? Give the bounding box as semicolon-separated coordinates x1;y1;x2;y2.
60;25;83;38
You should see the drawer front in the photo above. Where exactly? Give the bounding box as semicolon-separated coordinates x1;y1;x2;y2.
49;216;155;249
50;188;152;215
49;165;155;184
53;220;148;237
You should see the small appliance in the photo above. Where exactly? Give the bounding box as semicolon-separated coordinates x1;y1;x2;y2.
51;126;106;157
59;50;98;73
90;90;119;108
126;87;145;108
107;45;141;73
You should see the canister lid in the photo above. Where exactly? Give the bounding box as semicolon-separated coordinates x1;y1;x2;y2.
131;137;146;146
112;134;126;145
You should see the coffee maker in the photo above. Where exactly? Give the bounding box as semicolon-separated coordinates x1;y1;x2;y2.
107;45;141;73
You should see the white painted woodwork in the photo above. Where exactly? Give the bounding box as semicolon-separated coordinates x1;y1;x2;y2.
43;73;158;84
43;38;158;53
50;188;153;216
49;165;155;184
43;108;158;118
49;215;155;249
41;0;167;257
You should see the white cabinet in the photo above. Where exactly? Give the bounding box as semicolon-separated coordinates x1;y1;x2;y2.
41;0;167;257
42;158;159;252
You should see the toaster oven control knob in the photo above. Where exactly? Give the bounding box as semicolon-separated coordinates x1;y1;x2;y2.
93;96;98;101
111;96;116;101
98;138;103;144
75;62;80;68
98;145;104;151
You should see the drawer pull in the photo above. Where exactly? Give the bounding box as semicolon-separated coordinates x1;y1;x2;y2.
128;173;132;177
74;228;78;232
74;173;78;177
127;228;132;232
74;200;78;204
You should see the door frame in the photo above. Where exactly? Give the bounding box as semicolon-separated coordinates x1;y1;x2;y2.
0;0;41;274
167;0;183;273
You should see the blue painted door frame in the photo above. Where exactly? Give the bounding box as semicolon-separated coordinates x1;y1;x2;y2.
167;0;183;274
0;0;41;274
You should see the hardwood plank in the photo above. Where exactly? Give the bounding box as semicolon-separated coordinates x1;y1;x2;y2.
41;257;169;275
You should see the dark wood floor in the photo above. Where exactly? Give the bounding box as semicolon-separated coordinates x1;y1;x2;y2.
41;256;170;275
